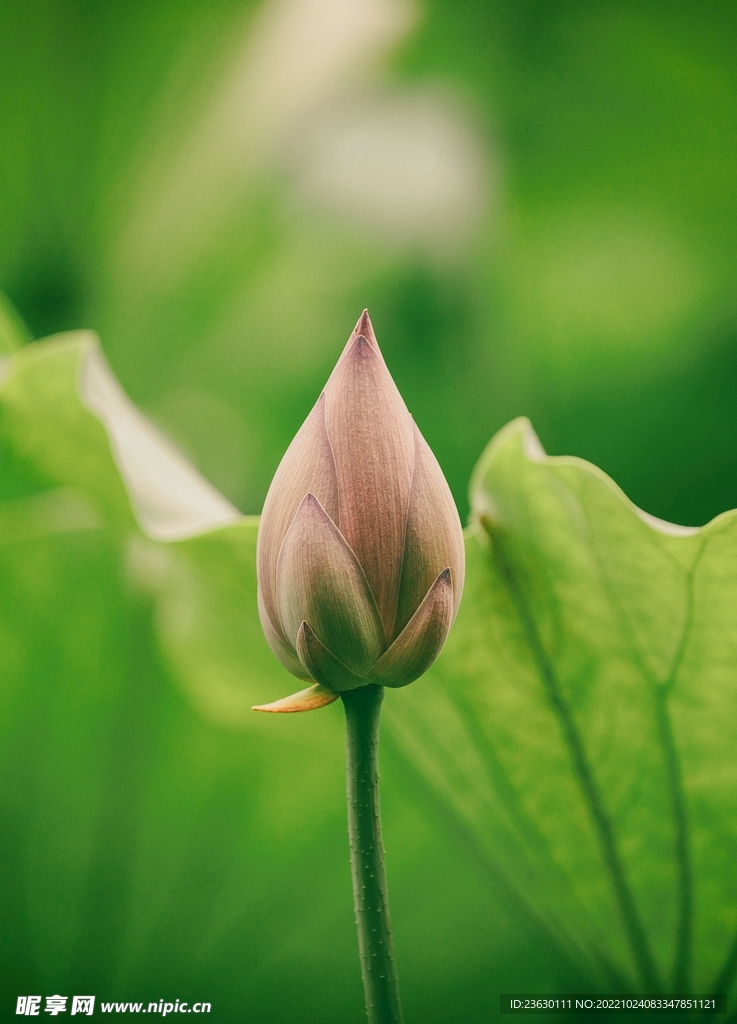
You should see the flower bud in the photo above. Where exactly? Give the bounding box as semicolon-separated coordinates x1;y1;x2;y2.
254;311;464;712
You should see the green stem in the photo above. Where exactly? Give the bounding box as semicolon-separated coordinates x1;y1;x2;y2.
342;685;404;1024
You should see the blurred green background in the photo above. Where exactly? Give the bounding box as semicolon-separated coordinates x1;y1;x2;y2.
2;0;737;1020
3;0;737;527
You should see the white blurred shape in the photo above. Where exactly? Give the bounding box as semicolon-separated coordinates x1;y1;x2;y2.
121;0;415;282
292;88;488;249
219;0;416;156
80;344;240;541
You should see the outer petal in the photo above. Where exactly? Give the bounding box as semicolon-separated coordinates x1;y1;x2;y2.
393;422;465;639
324;314;414;639
252;683;338;713
296;621;369;692
369;568;454;687
276;494;384;674
257;393;338;645
257;587;311;681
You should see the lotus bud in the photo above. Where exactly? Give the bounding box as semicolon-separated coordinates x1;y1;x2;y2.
254;311;465;712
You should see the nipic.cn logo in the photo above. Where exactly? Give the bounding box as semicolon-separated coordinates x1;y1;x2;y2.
16;996;94;1016
16;995;212;1015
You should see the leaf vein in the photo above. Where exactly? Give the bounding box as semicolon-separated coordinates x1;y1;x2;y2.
482;515;662;993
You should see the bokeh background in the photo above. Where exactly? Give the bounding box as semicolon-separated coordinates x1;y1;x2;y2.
4;0;737;527
2;0;737;1021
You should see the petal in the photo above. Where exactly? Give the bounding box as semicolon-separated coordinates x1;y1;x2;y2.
257;586;311;681
369;568;454;688
329;309;380;372
252;683;338;713
276;494;384;674
257;393;338;640
296;620;370;693
324;314;414;638
393;422;465;639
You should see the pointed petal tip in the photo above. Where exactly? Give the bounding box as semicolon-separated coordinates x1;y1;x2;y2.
345;332;374;360
370;567;455;688
291;492;344;539
352;309;378;349
252;682;338;713
340;322;395;385
296;491;326;520
436;566;456;604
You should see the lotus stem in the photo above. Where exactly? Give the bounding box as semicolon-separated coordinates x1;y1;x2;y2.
342;685;404;1024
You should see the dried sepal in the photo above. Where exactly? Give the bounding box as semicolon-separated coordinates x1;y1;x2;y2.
252;683;338;713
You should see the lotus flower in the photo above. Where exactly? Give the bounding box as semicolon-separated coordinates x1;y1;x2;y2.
254;311;464;712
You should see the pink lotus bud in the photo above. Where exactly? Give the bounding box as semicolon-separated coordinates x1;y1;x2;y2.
254;311;464;712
